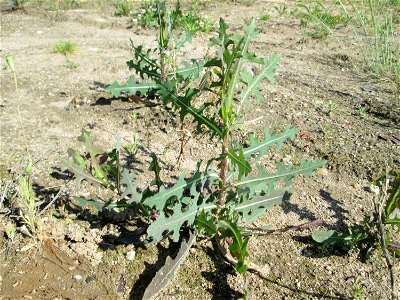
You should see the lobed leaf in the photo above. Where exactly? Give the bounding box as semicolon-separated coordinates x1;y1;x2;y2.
243;127;300;162
156;83;223;137
128;44;160;80
235;159;326;193
239;55;280;107
142;232;196;300
106;78;157;98
227;147;251;180
235;189;290;223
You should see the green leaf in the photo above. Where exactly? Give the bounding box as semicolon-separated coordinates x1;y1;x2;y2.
142;233;196;300
235;159;326;192
143;171;187;211
149;153;163;190
210;18;230;47
156;83;223;137
142;163;219;211
174;30;193;50
147;199;210;243
239;55;280;107
173;59;205;81
235;189;289;223
386;170;400;217
62;159;105;187
106;78;157;98
227;147;251;180
243;127;300;162
195;210;217;236
127;43;160;80
74;196;105;212
312;230;335;243
218;220;249;274
77;128;105;158
120;169;141;204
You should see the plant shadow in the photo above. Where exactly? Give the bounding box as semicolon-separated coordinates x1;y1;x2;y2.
128;241;182;300
201;243;244;300
319;189;349;230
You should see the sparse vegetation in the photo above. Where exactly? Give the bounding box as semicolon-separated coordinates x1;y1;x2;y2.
113;0;134;17
52;41;77;56
313;169;399;299
337;0;400;83
131;0;213;33
294;0;350;39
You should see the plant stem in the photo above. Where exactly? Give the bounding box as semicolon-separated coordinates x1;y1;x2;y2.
375;175;398;300
219;131;229;206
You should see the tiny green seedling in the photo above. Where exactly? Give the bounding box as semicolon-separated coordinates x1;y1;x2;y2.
53;41;77;56
113;0;134;17
123;134;140;157
64;59;79;69
260;13;271;21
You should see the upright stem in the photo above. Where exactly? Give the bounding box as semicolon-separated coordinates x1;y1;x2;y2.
375;177;398;300
219;130;229;206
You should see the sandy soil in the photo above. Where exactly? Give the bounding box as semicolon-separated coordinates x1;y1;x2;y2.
1;1;399;299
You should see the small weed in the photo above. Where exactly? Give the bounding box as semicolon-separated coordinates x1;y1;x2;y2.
5;223;16;241
259;13;271;21
69;15;325;299
337;0;400;83
355;104;367;118
47;0;84;10
123;134;140;157
53;41;77;56
7;0;30;8
319;122;332;136
130;112;138;120
324;99;339;116
113;0;134;17
233;0;257;6
352;277;365;300
64;59;79;69
17;161;42;238
294;0;350;39
131;1;213;33
275;4;289;15
313;169;399;299
99;22;109;29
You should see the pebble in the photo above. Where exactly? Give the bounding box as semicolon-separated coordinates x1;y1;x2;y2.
126;250;136;261
316;168;329;177
352;183;362;189
74;274;83;281
367;184;380;195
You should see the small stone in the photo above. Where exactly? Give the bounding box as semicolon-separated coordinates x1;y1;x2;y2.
316;168;329;177
74;274;83;281
352;183;362;189
367;184;380;195
126;250;136;261
36;30;44;34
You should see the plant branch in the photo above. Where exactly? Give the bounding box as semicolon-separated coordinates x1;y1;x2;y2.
246;219;326;235
214;233;269;279
375;178;398;300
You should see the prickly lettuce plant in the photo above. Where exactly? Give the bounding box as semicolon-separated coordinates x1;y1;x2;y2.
65;18;325;299
107;0;203;98
63;128;122;192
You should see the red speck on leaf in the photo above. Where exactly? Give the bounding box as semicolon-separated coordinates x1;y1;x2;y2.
151;210;160;219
